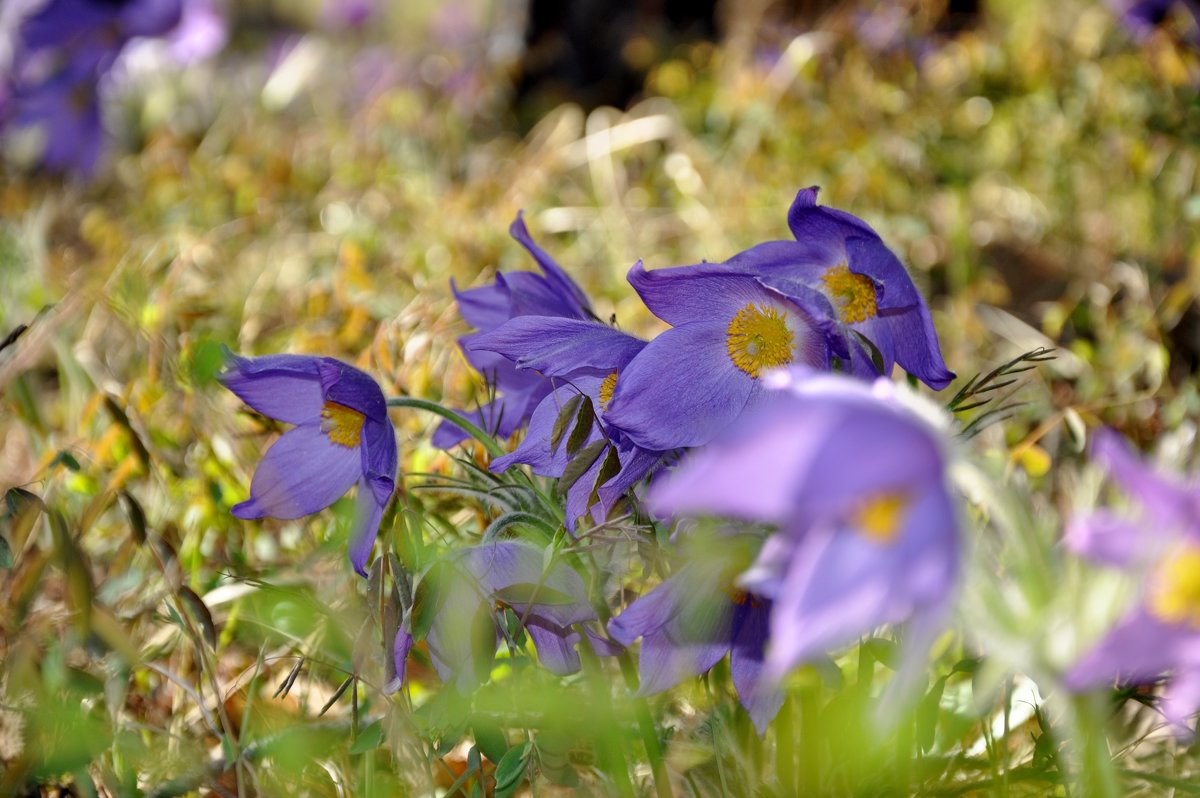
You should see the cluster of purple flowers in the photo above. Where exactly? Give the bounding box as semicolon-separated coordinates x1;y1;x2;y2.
217;186;1200;740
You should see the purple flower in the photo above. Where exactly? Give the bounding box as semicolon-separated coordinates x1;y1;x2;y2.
17;0;183;65
469;315;667;531
403;541;617;691
1065;430;1200;735
5;56;106;174
651;371;959;684
1112;0;1200;44
434;212;596;448
601;260;835;451
608;562;782;734
728;187;954;390
221;353;398;578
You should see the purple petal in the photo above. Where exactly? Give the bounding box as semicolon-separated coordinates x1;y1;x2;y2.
730;600;784;735
608;575;687;647
452;277;513;331
317;358;389;423
1066;608;1190;690
1162;659;1200;737
509;211;593;319
463;541;592;610
637;627;729;696
844;236;920;311
349;477;386;578
1064;511;1149;567
525;617;583;675
220;353;323;424
231;423;361;520
469;316;646;377
788;187;879;243
491;384;595;477
1093;429;1198;529
626;259;793;327
392;629;414;688
603;321;758;450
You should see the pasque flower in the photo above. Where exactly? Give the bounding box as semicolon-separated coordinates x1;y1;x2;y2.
434;212;596;448
651;371;959;683
1065;430;1200;735
608;561;782;734
602;260;835;451
221;353;397;578
726;186;954;389
469;315;667;530
400;541;617;691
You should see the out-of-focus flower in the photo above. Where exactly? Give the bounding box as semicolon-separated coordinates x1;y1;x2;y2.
322;0;375;30
221;353;398;578
728;187;954;390
401;541;617;691
1065;430;1200;735
651;371;959;685
435;212;596;448
1;0;186;174
1112;0;1200;45
601;260;834;451
608;561;782;734
469;315;666;531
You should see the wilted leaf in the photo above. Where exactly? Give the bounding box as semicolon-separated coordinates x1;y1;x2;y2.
178;586;217;649
558;440;608;495
549;394;583;455
565;397;595;455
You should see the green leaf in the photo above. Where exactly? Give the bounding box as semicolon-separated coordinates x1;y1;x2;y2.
558;440;608;495
189;339;227;386
178;587;218;649
587;444;622;509
349;720;383;754
472;721;509;764
565;397;595;456
549;394;583;455
916;676;946;753
493;741;531;798
0;535;11;568
51;450;81;472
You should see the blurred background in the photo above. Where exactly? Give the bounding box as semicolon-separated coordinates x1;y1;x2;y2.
1;0;1200;794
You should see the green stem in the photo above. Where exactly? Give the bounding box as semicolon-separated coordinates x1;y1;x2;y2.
616;651;675;798
798;686;819;795
775;697;795;795
386;396;505;458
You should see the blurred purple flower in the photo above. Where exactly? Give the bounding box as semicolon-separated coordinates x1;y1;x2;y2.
600;260;835;451
402;541;617;691
221;353;397;578
5;56;105;174
608;562;782;734
435;212;596;448
18;0;182;68
1065;429;1200;735
651;371;959;686
729;187;954;390
321;0;375;30
469;315;667;531
1112;0;1200;44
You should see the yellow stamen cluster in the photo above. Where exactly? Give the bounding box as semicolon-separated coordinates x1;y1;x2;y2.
822;262;878;325
599;371;619;411
853;492;908;543
725;303;796;378
1151;547;1200;628
320;400;365;448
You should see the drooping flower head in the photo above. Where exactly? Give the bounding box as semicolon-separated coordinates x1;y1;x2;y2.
468;314;667;531
651;370;960;684
727;187;954;389
221;353;398;578
1065;430;1200;735
400;541;617;691
434;212;596;448
602;261;835;451
608;559;782;734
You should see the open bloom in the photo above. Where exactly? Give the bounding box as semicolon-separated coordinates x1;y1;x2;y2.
434;212;596;448
1065;430;1200;735
400;541;617;691
651;371;959;684
602;260;834;451
726;186;954;389
469;315;667;530
221;353;397;577
608;561;782;734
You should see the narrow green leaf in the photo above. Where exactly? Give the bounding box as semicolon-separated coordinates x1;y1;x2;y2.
549;394;583;455
558;440;608;495
565;397;595;455
348;720;383;754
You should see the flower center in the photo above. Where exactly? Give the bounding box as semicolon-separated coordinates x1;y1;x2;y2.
725;303;796;378
321;400;365;448
599;371;619;411
723;587;762;608
1150;547;1200;628
852;492;908;543
822;262;878;325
